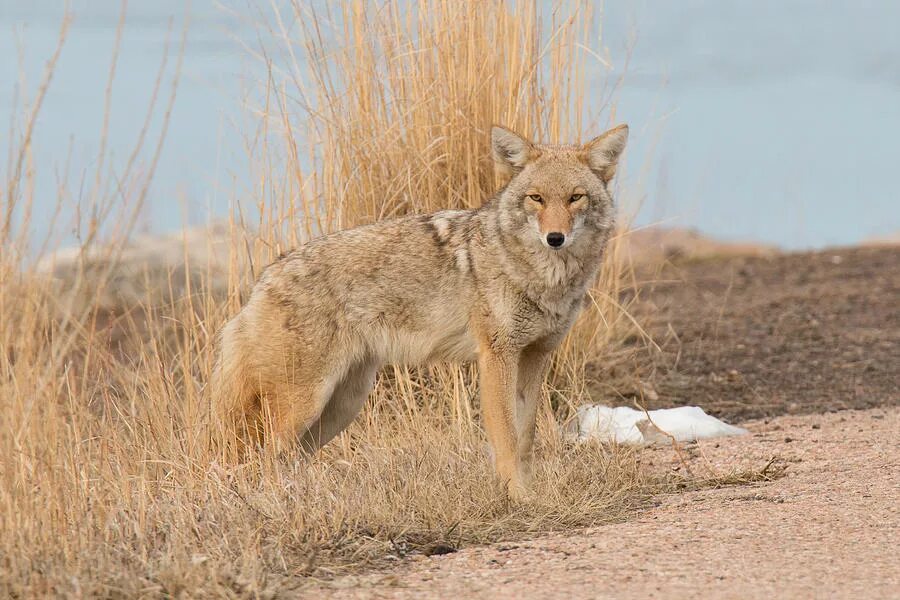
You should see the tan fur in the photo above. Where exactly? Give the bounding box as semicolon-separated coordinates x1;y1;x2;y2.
210;124;628;499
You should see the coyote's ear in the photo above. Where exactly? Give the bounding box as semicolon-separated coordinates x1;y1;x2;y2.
491;125;537;176
582;124;629;183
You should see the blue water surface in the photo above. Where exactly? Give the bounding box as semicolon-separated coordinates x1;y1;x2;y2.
2;0;898;249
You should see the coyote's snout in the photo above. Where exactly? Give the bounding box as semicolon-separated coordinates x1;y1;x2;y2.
210;124;628;499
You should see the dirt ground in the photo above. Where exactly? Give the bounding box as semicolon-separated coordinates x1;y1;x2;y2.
310;245;900;598
620;245;899;421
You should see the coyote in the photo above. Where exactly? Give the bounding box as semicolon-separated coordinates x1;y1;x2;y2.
211;124;628;499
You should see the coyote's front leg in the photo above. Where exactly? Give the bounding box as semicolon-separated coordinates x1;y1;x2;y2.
478;344;528;500
516;344;552;482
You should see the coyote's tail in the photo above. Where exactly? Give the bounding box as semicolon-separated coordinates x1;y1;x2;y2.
208;318;260;460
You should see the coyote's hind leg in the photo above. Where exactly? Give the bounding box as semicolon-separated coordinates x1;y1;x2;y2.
260;364;343;454
299;359;378;453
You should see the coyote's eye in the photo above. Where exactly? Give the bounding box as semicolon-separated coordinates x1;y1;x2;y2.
569;194;585;204
527;194;544;205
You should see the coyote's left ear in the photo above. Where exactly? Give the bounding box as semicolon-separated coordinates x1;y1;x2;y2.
582;124;629;183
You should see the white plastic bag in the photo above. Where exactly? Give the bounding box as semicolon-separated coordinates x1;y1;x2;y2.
567;405;748;445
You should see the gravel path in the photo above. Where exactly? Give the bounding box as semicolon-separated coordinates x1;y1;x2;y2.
316;407;900;599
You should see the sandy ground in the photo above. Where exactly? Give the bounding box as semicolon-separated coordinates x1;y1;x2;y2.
315;407;899;598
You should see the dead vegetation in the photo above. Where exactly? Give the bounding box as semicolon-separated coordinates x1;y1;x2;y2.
0;1;759;596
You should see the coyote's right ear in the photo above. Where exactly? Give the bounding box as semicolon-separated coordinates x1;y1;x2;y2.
491;125;538;177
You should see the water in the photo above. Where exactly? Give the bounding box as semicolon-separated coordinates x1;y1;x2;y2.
3;0;899;249
602;0;900;248
0;0;254;239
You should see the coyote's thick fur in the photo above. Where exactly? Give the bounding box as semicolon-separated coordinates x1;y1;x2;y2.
211;124;628;498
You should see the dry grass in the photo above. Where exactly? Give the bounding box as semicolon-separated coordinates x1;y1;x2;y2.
0;1;673;596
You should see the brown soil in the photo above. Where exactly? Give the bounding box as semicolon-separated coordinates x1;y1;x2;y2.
616;245;900;421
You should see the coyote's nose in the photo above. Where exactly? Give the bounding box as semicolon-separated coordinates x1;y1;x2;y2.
546;232;565;248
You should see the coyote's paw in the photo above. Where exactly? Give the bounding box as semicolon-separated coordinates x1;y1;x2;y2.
505;479;534;504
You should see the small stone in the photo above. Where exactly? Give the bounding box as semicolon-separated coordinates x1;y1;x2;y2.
425;543;457;557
